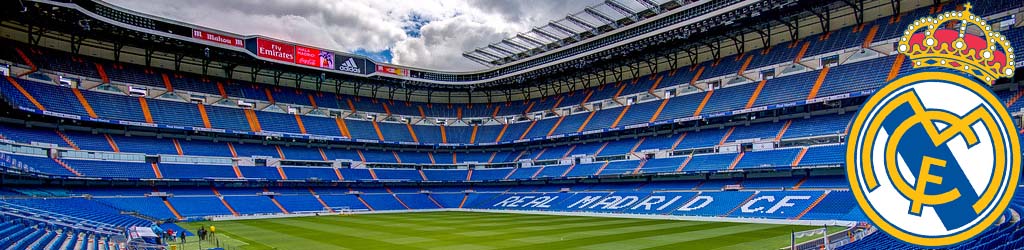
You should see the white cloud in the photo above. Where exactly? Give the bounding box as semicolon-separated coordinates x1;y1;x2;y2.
104;0;600;71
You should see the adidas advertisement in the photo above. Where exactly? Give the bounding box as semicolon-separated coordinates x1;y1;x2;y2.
334;55;371;75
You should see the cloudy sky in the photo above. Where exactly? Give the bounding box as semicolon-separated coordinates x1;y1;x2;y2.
105;0;602;71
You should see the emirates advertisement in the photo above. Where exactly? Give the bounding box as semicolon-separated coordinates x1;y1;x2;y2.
255;38;295;63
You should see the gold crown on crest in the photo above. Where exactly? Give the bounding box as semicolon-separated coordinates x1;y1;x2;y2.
897;3;1015;84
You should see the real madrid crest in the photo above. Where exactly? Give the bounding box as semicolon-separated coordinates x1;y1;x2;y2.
846;3;1020;247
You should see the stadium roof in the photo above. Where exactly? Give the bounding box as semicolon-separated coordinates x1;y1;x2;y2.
464;0;687;67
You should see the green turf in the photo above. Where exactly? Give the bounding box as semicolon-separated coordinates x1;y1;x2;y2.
173;211;842;250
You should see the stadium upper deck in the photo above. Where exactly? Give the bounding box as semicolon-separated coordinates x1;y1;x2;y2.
0;0;991;102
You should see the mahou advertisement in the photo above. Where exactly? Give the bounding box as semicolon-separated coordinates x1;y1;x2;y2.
255;38;295;63
191;29;244;48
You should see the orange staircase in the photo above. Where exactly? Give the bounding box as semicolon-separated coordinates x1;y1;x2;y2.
307;94;318;109
440;125;448;143
226;143;238;158
649;99;670;122
419;169;428;181
547;116;566;136
231;164;244;178
71;88;98;118
333;168;345;180
631;160;647;175
502;168;518;180
647;76;664;96
162;74;174;92
689;66;705;88
371;121;385;141
52;158;82;176
693;90;714;116
519;120;538;140
793;176;809;190
367;168;378;180
670;133;688;150
150;163;163;179
6;76;45;111
744;80;767;109
356;150;367;163
15;48;37;76
103;134;120;152
522;101;536;113
458;194;469;208
593;162;611;176
391;152;403;163
264;89;276;104
242;109;262;132
723;192;759;217
610;105;631;128
793;41;811;63
316;148;328;161
794;191;830;220
162;199;184;220
727;151;745;170
719;127;735;145
1007;89;1024;108
736;55;753;75
392;194;412;210
334;117;351;138
171;139;184;155
294;115;307;134
138;97;154;123
470;126;479;144
406;124;419;142
308;188;334;212
578;111;597;132
211;187;240;216
593;142;609;156
216;82;227;98
886;54;906;81
55;130;79;150
265;190;290;214
276;166;288;180
274;145;286;159
561;164;576;177
862;25;879;48
791;147;809;167
675;156;692;172
357;196;375;211
774;120;792;141
196;104;212;128
427;195;444;208
805;67;831;100
495;124;509;142
94;63;110;83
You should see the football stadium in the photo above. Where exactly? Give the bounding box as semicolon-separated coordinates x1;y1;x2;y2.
0;0;1021;249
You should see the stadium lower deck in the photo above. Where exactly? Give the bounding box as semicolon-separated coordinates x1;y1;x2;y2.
175;211;843;250
0;0;1022;249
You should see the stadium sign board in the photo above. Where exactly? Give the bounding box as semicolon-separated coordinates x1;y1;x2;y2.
253;38;296;63
295;45;335;69
192;29;244;48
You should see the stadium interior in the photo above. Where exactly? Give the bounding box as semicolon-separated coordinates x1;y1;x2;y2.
0;0;1022;249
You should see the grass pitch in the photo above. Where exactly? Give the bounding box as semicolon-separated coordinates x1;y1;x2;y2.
176;211;839;250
